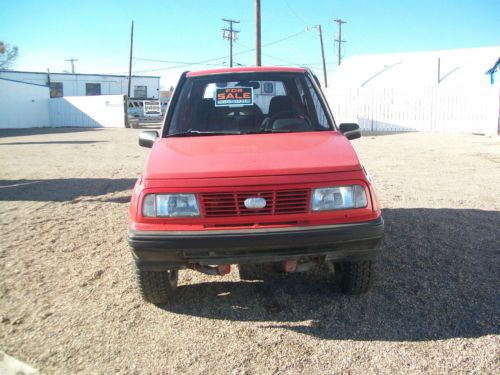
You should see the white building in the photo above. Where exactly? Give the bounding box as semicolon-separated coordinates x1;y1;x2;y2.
0;70;160;99
330;46;500;88
0;78;50;128
325;46;500;134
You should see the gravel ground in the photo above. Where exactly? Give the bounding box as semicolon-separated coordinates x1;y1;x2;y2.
0;128;499;374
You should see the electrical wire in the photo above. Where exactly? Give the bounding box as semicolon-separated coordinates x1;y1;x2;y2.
283;0;310;26
133;57;222;66
130;29;308;74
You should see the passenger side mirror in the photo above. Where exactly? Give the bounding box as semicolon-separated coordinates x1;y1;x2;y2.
338;123;361;140
139;130;159;148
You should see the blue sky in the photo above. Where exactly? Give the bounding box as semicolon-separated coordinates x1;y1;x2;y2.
1;0;499;88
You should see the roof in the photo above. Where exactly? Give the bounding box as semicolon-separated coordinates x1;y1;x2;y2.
0;70;160;79
186;66;306;77
0;77;48;88
331;46;500;88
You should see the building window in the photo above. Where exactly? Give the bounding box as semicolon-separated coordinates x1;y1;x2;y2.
50;82;63;98
86;83;101;96
134;85;147;98
262;82;274;94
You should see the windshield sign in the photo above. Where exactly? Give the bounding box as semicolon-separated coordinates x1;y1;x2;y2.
215;87;253;106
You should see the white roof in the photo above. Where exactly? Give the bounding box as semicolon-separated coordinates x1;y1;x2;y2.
331;46;500;88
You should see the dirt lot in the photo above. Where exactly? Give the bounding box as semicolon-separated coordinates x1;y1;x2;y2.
0;128;499;374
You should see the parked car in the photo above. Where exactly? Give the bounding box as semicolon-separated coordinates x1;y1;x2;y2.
128;66;384;304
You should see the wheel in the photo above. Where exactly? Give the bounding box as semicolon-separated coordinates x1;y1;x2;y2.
135;268;178;304
333;260;374;294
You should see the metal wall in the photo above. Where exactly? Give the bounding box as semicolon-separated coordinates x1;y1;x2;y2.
49;95;126;128
0;71;160;98
0;78;50;128
325;86;500;135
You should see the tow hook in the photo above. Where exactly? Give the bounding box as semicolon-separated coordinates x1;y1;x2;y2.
284;260;297;272
283;259;316;273
194;264;231;276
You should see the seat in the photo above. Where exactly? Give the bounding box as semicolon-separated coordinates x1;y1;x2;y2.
268;95;294;116
193;98;215;131
261;95;298;130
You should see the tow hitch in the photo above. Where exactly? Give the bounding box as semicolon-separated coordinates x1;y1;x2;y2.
283;259;317;273
193;264;231;276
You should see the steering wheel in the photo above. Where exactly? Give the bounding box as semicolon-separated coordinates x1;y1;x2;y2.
226;104;262;118
262;110;312;131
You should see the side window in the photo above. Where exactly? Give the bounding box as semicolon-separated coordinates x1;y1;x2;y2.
86;83;101;96
262;82;274;95
134;85;147;98
50;82;63;98
305;77;329;128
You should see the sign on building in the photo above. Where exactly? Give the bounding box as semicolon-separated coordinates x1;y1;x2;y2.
143;100;161;117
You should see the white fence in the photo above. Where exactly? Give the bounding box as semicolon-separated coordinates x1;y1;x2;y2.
0;78;50;128
325;86;499;134
49;95;126;128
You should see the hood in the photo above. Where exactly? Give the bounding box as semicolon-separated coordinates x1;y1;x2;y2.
144;131;361;180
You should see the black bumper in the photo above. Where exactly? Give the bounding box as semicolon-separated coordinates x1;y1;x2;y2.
128;217;384;270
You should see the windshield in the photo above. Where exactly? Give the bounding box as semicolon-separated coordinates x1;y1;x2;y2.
167;72;333;136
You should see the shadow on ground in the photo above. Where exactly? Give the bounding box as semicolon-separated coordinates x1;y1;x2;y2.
0;127;105;138
161;208;500;342
0;178;136;202
0;141;107;145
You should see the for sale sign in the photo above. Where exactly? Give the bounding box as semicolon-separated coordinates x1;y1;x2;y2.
215;87;253;106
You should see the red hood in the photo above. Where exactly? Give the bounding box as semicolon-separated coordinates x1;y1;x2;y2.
144;131;361;180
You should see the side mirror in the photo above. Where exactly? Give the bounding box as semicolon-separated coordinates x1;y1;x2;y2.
139;131;159;148
338;123;361;140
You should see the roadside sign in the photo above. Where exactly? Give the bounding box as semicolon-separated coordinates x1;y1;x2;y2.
143;100;161;116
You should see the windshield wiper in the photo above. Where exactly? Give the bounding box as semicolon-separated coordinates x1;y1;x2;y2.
243;129;308;134
167;130;243;137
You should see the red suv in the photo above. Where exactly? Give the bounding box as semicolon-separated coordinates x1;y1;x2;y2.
128;67;384;304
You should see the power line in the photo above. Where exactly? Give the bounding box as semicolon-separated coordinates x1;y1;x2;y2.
263;30;307;48
65;57;78;73
283;0;310;26
134;57;222;66
334;18;347;66
129;29;309;74
222;18;240;67
235;41;307;67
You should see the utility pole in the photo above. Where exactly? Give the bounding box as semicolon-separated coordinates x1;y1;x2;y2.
316;25;328;88
255;0;261;66
65;58;78;73
222;18;240;68
334;18;347;66
127;20;134;100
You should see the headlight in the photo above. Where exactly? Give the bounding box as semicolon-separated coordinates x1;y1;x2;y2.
142;194;200;217
311;185;367;211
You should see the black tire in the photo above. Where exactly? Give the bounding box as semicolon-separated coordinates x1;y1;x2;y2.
135;269;178;304
333;260;374;294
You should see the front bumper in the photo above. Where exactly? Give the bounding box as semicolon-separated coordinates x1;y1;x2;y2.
128;216;384;270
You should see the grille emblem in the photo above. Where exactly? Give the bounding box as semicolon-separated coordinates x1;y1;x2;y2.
244;197;267;209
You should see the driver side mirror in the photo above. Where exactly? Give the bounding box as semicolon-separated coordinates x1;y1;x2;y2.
139;130;159;148
338;123;361;140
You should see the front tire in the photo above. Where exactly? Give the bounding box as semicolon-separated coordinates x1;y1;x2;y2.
135;269;178;304
333;260;374;294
